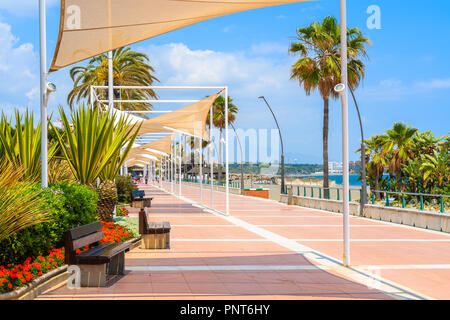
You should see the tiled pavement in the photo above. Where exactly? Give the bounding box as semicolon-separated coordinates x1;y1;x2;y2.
37;181;450;300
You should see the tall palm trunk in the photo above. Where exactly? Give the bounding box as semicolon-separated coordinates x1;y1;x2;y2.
323;97;330;199
375;173;380;200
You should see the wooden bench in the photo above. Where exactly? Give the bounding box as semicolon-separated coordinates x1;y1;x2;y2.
131;190;153;208
139;208;171;249
64;221;132;287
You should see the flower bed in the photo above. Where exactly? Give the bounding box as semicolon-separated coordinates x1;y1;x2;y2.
0;222;133;294
116;206;129;217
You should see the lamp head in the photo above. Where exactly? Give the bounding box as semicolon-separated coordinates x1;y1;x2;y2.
258;96;264;99
334;83;346;93
46;82;57;93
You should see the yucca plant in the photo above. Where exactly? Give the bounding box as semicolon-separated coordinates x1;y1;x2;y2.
50;105;142;221
48;159;74;184
0;110;58;182
0;160;51;241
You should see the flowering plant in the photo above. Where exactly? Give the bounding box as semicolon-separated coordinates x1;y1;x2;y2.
116;207;129;217
0;248;65;293
0;222;133;294
100;221;133;243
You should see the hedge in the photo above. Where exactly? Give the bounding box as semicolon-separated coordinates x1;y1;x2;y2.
0;182;98;266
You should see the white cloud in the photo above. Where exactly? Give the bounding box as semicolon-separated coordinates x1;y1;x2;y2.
359;77;450;102
141;42;292;96
0;20;38;100
250;42;286;55
417;78;450;89
222;25;236;33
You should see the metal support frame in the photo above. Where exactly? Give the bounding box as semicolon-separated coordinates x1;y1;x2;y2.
199;136;203;203
95;85;230;215
210;105;214;208
178;134;182;195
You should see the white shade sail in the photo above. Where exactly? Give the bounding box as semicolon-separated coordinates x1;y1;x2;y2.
139;91;223;139
128;149;163;160
134;134;174;155
50;0;311;71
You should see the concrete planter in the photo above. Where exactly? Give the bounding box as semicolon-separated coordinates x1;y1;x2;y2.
244;189;269;199
364;205;449;232
0;266;69;300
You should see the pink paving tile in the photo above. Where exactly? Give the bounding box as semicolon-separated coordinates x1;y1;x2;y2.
299;241;450;265
265;225;450;240
37;184;450;300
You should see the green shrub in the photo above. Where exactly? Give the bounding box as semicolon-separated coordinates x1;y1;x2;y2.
115;175;137;204
0;182;98;266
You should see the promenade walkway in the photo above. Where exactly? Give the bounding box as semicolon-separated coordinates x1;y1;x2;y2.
37;182;450;300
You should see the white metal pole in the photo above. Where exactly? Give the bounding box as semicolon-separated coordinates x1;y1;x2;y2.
39;0;48;189
225;87;230;215
171;142;174;193
108;51;114;110
179;135;182;195
175;137;178;194
199;137;203;203
183;135;187;184
340;0;350;267
160;158;162;188
210;105;214;209
90;86;94;108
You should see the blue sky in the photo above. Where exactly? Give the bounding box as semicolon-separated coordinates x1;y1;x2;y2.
0;0;449;163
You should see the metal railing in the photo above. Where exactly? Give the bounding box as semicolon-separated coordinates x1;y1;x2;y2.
282;184;449;214
370;190;449;213
182;177;242;189
283;184;363;202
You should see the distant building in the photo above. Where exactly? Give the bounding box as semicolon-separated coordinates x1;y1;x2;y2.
328;162;343;174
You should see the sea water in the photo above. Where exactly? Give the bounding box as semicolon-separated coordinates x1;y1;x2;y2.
301;174;362;186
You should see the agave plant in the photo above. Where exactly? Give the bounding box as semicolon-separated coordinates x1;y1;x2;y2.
0;110;58;182
50;105;142;221
0;160;51;241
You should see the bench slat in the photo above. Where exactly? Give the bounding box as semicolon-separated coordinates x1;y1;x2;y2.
70;221;102;240
78;243;116;257
72;231;103;250
76;242;132;264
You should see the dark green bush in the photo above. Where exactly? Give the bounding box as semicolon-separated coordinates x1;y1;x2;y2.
115;175;137;204
0;182;98;266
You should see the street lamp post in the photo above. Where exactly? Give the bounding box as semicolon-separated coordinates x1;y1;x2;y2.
39;0;48;189
328;55;367;216
258;96;285;195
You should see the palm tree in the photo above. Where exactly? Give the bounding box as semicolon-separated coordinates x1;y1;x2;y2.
420;149;449;191
289;15;370;198
363;135;388;199
383;122;417;192
206;95;238;185
68;47;159;113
